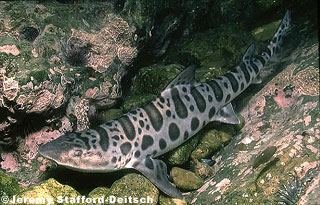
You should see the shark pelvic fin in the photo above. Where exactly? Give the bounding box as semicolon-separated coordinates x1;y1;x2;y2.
213;103;240;125
252;76;262;84
165;65;197;90
130;156;183;199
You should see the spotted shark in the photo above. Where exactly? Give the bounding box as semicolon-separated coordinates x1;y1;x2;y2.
39;10;290;199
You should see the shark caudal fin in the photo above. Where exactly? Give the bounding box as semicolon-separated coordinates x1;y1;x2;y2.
268;10;291;57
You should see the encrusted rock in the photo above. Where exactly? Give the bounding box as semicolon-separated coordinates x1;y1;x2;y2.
108;173;159;204
171;167;204;191
16;178;80;204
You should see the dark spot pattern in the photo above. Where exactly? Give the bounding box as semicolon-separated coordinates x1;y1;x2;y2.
141;135;154;150
225;94;231;103
239;63;250;83
94;126;109;151
146;125;150;130
144;103;163;131
112;135;119;141
184;131;189;140
112;157;117;163
224;82;228;89
159;96;165;103
120;142;132;155
265;48;271;57
225;73;239;93
208;95;213;102
75;133;91;150
207;80;223;102
166;110;171;117
251;62;259;74
113;142;117;146
171;88;188;119
190;105;194;111
241;83;245;90
132;162;139;168
157;102;164;109
118;116;136;140
182;87;187;92
209;106;216;119
190;87;206;113
134;151;140;158
139;120;144;128
145;157;154;170
168;123;180;141
185;95;190;101
134;142;138;147
191;117;200;131
159;139;167;150
138;128;142;135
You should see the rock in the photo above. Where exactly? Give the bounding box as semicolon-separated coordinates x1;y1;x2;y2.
159;194;187;205
131;64;184;95
121;94;156;112
193;160;213;179
191;125;234;160
16;178;80;204
165;25;253;78
0;170;21;198
0;1;137;147
108;173;159;204
166;134;200;166
171;167;204;191
187;17;319;204
87;186;110;204
100;109;123;122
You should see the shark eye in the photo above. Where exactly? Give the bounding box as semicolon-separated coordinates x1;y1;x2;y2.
72;150;83;157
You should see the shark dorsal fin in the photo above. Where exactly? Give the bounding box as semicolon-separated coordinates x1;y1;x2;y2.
128;156;183;199
242;43;255;62
165;65;197;90
212;103;240;125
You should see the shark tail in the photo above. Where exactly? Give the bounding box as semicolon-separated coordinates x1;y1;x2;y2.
268;10;291;57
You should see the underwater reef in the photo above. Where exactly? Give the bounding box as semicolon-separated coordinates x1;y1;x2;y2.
0;0;319;204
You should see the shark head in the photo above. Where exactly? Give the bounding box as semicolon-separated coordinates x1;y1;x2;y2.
39;132;116;173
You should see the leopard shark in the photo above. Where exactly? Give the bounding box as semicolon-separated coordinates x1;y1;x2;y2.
39;10;290;199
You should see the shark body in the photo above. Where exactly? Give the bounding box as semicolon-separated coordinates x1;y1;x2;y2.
39;10;291;198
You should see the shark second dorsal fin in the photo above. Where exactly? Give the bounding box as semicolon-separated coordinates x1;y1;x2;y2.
165;65;197;90
212;103;240;125
243;43;255;62
129;156;183;199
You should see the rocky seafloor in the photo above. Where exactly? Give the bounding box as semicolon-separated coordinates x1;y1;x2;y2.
0;0;319;204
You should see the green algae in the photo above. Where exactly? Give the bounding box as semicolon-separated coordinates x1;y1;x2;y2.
0;170;22;198
16;178;80;205
251;19;281;41
166;134;201;166
253;146;277;169
171;167;204;191
121;94;156;112
108;173;159;204
132;64;184;95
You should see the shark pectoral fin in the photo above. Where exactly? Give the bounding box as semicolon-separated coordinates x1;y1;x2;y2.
130;156;183;199
165;65;197;90
212;103;240;125
252;76;262;84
